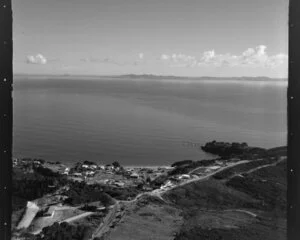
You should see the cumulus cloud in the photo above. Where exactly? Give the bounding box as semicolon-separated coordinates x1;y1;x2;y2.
26;54;47;64
160;46;287;68
80;56;140;66
80;57;105;63
201;50;216;63
139;53;144;60
160;53;197;67
265;53;288;68
160;54;170;60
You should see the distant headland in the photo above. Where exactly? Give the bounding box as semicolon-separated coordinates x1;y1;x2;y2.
13;73;287;82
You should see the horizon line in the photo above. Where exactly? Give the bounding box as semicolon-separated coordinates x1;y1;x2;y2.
13;73;287;80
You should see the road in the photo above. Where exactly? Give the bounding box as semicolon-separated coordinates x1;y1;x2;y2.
123;160;251;204
90;158;278;239
224;209;257;218
59;211;94;223
228;158;285;180
91;203;119;239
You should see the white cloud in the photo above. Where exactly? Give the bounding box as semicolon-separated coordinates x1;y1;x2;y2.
26;54;47;64
239;45;268;65
201;50;215;63
139;53;144;60
80;57;104;63
160;54;170;60
80;57;123;65
160;46;287;69
160;53;197;67
80;56;141;66
265;53;288;68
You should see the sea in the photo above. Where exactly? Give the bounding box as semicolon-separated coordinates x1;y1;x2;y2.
13;75;287;166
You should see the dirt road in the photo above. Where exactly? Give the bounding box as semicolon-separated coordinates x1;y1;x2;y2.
91;203;119;239
60;211;94;223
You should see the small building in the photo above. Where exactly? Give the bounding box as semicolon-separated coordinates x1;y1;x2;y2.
208;166;221;170
114;182;125;187
63;168;70;175
143;186;153;191
91;165;98;169
105;165;113;170
73;172;82;177
179;174;191;179
130;173;139;179
86;171;95;176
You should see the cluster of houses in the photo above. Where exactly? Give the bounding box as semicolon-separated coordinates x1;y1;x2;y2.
13;158;45;170
66;163;98;179
64;161;150;186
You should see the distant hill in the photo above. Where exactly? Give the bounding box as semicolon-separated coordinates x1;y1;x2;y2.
13;73;287;82
118;74;287;82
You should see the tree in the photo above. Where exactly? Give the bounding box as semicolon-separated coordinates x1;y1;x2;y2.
112;161;121;168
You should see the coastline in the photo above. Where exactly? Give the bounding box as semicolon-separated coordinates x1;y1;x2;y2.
11;141;287;240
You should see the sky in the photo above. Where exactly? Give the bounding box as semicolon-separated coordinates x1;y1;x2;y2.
13;0;288;77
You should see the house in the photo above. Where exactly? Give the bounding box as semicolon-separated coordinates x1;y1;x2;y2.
179;174;190;179
130;173;139;179
73;173;82;177
143;186;153;191
105;165;114;170
114;182;125;187
208;166;221;170
91;165;98;169
86;171;95;177
63;168;70;175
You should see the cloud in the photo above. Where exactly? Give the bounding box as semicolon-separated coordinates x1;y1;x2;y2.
201;50;216;63
139;53;144;60
80;57;138;66
160;54;170;60
80;57;120;65
160;53;197;67
160;46;287;68
265;53;288;68
26;54;47;64
80;57;103;63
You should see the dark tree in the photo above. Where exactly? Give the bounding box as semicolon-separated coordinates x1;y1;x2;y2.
112;161;121;168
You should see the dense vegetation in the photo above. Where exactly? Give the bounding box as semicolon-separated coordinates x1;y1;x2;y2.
169;159;217;176
34;222;92;240
12;166;68;211
171;160;194;168
64;181;115;206
201;141;269;159
63;180;141;205
100;184;141;200
149;174;169;188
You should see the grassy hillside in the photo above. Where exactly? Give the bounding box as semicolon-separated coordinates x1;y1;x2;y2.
164;158;286;240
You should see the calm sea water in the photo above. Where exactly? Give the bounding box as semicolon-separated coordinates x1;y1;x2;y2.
13;76;287;166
